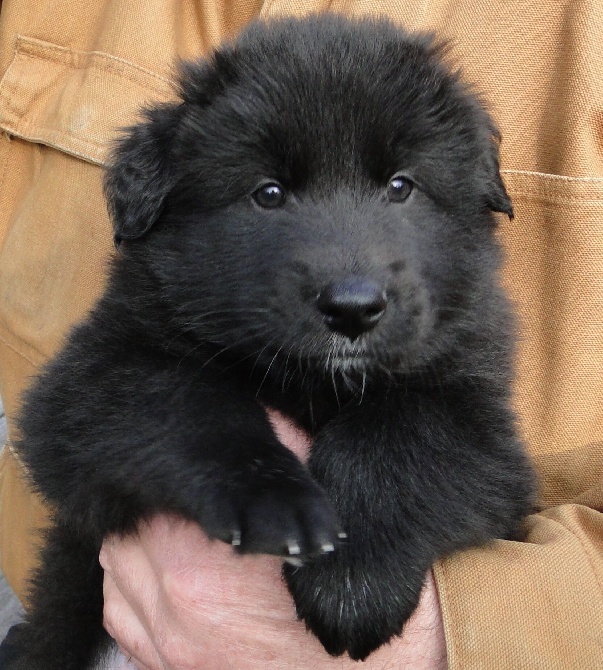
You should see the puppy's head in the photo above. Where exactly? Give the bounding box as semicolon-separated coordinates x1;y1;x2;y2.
105;15;512;378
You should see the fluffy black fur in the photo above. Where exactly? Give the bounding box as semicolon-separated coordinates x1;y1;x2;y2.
7;14;534;668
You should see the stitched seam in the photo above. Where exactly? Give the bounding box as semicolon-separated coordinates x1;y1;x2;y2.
510;192;603;204
0;123;106;164
502;169;603;183
0;118;105;152
0;44;174;164
0;46;172;129
5;439;29;475
556;513;603;601
12;117;105;149
15;35;173;85
258;0;278;16
0;51;22;121
0;134;13;252
434;560;458;669
15;48;172;96
0;328;44;367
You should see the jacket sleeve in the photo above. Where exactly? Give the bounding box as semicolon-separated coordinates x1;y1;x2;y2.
435;499;603;668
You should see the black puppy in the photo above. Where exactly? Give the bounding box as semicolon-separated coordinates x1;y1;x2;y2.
7;14;534;669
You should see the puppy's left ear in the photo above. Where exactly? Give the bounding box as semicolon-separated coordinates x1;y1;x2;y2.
482;132;514;219
104;103;184;243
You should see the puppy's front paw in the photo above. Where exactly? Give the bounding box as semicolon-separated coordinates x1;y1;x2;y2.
239;476;343;560
201;467;343;561
285;554;424;661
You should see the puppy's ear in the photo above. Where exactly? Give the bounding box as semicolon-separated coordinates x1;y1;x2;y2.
482;131;514;219
104;103;183;243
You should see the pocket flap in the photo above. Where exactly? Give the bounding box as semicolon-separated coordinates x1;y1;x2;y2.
0;36;175;165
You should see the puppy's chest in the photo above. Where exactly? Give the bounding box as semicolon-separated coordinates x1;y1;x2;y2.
253;376;344;433
233;361;349;432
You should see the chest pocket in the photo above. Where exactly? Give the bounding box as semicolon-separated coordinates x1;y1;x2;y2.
498;170;603;502
0;35;174;165
0;37;175;367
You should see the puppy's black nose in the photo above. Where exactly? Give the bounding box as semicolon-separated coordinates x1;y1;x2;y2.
316;278;387;341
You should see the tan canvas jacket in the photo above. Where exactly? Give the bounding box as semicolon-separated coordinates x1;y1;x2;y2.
0;0;602;667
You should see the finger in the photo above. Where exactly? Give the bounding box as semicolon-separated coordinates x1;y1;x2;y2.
127;654;152;670
98;536;114;571
264;407;312;461
103;571;165;670
100;531;147;575
117;646;152;670
101;532;162;623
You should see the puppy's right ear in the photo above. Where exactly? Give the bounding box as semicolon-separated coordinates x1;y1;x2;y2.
104;103;183;243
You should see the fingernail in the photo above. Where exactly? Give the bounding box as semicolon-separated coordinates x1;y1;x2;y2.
287;540;301;555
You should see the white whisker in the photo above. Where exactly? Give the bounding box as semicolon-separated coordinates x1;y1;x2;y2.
256;344;285;396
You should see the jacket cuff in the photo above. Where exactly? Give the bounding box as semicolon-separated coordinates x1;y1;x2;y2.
434;505;603;669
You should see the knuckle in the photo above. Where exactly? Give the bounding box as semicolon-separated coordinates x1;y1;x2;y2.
156;634;198;670
162;568;200;609
102;600;121;638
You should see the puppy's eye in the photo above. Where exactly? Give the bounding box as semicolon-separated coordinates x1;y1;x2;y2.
253;182;286;208
387;175;413;202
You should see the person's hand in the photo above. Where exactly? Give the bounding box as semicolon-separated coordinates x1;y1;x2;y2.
100;410;447;670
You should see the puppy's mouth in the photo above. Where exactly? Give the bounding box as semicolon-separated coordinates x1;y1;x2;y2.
318;334;381;374
325;354;375;373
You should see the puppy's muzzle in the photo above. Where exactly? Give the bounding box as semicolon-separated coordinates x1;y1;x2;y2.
316;277;387;341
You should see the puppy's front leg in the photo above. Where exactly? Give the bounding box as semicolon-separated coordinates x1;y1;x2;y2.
13;345;342;668
284;382;533;661
11;342;339;670
19;345;342;559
